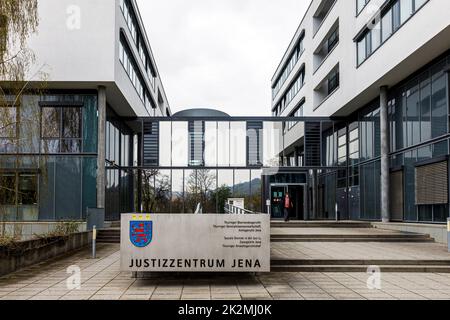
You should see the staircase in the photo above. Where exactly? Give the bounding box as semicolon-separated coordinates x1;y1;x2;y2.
270;233;435;243
270;259;450;273
269;221;450;273
96;228;121;244
270;221;373;228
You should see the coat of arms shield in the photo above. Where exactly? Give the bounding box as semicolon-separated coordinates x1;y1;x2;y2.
130;221;153;248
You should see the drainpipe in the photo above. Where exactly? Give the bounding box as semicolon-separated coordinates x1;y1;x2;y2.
380;86;390;223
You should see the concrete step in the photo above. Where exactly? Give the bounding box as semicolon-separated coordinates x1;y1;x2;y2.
109;221;121;228
271;233;428;239
271;259;450;266
96;239;120;244
270;265;450;273
270;222;373;228
270;237;434;243
97;229;121;243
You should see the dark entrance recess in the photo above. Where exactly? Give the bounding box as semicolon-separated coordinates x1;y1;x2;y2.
270;184;305;220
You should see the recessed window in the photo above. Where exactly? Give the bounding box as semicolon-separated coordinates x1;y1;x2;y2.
41;107;82;153
327;69;340;95
274;67;305;116
356;0;429;65
0;105;17;153
120;0;156;85
0;173;38;207
272;33;305;100
356;0;370;15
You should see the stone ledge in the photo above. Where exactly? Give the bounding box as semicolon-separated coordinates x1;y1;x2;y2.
372;222;448;245
0;231;92;277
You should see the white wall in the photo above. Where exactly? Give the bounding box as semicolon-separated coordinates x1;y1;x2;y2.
22;0;170;118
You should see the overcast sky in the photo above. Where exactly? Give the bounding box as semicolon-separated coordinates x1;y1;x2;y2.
136;0;311;116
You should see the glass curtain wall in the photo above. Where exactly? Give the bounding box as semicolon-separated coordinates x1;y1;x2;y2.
0;93;98;222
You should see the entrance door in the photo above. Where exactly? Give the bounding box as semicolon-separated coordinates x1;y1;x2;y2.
288;185;305;220
270;185;305;220
270;186;285;219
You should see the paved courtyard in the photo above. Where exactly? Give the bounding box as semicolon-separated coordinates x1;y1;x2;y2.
1;243;450;300
271;241;450;260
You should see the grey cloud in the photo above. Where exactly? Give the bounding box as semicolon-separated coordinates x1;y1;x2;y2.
137;0;311;116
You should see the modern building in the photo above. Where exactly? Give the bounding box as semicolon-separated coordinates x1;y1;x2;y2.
2;0;450;238
271;0;450;223
0;0;171;233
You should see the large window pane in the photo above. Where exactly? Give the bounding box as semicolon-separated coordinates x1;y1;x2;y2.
400;0;413;24
420;75;432;142
172;122;188;167
189;121;205;167
171;170;184;213
229;122;246;167
154;170;171;213
357;38;366;65
406;81;420;146
205;122;218;167
159;121;172;166
217;122;230;166
381;8;393;42
55;157;82;220
185;169;216;213
0;174;16;205
62;108;81;138
18;174;37;205
263;122;283;167
0;107;16;138
371;22;381;52
42;108;60;138
217;170;233;213
431;69;448;138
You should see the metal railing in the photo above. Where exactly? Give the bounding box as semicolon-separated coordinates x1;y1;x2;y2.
224;204;255;215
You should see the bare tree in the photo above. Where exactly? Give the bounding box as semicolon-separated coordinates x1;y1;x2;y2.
0;1;44;237
140;169;171;213
185;169;216;213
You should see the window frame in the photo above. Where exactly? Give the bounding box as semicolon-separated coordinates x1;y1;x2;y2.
356;0;430;67
0;103;18;153
40;106;83;154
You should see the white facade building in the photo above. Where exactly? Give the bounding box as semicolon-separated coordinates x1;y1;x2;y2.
271;0;450;118
26;0;170;117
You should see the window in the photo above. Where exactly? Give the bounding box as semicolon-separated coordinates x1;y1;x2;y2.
0;173;38;207
272;33;305;99
356;0;429;65
400;0;413;24
189;121;205;167
120;0;157;88
0;105;17;153
371;20;381;52
327;27;339;53
0;174;16;205
41;107;82;153
357;0;370;15
247;121;263;167
120;0;137;41
287;102;304;131
337;129;347;166
274;67;305;116
381;9;393;42
357;37;366;66
119;37;150;105
327;69;339;95
18;174;38;205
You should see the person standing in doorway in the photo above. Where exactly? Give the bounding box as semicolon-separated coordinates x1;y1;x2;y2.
284;192;293;222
